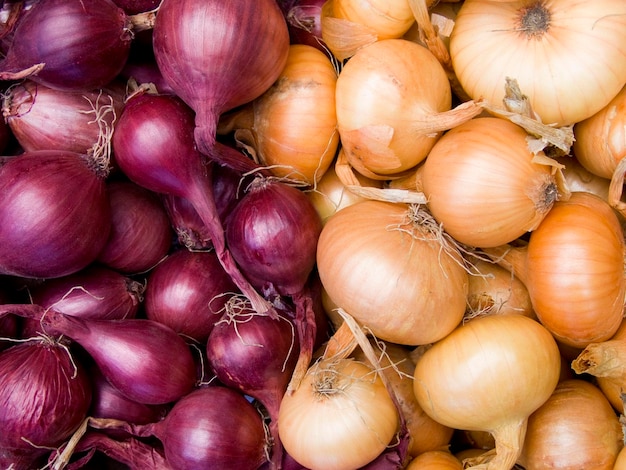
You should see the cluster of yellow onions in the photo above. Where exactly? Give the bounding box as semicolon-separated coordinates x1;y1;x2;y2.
212;0;626;468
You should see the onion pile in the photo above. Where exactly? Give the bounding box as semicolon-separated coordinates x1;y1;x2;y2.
1;0;626;469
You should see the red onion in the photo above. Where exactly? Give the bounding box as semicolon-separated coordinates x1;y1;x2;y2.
152;0;290;169
207;301;299;468
1;79;125;155
0;0;134;91
0;150;111;279
21;264;144;337
144;249;238;343
112;0;160;15
31;308;197;405
97;180;173;274
112;91;274;317
90;386;268;470
279;0;327;53
0;338;92;470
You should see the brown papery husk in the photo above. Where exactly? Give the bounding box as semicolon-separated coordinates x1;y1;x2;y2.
517;379;623;470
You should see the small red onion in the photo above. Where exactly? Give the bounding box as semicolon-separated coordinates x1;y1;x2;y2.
152;0;290;168
0;338;92;469
97;180;173;274
0;150;111;279
280;0;327;53
21;264;144;337
0;0;134;91
35;309;197;405
1;79;125;155
144;249;238;343
207;300;299;468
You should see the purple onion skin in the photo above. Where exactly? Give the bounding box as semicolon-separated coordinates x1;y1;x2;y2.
20;264;144;337
151;386;268;470
41;311;197;405
112;0;160;14
0;0;133;91
144;249;237;343
281;0;327;54
97;180;173;274
226;179;323;296
152;0;290;156
0;150;111;279
0;340;92;469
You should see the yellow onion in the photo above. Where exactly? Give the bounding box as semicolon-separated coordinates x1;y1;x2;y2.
518;379;623;470
413;314;561;470
277;357;398;470
615;446;626;470
316;200;468;345
335;38;483;179
483;191;626;349
450;0;626;126
405;450;463;470
217;44;339;185
555;155;611;202
421;117;562;248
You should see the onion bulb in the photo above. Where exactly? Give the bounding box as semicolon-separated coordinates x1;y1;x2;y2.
278;357;398;470
413;314;561;470
316;200;468;345
518;379;623;470
405;450;463;470
483;191;626;348
421;116;562;248
335;38;483;179
450;0;626;126
218;44;339;186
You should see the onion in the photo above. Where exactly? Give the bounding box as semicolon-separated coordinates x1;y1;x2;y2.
1;79;125;155
0;150;111;279
21;264;144;337
334;38;483;179
316;200;468;345
421;116;562;248
554;155;611;202
405;451;463;470
0;338;92;469
413;314;561;470
143;248;237;343
217;43;339;186
450;0;626;126
32;308;197;405
483;191;626;348
518;379;623;469
278;357;399;470
279;0;327;52
207;300;299;468
111;0;160;15
0;0;135;91
97;180;173;274
90;386;269;470
152;0;290;166
112;90;273;317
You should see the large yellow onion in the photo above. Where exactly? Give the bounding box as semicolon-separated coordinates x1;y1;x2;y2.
450;0;626;126
316;200;468;345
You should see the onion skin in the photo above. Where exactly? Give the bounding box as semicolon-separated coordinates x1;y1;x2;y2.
316;200;468;345
0;0;134;91
97;180;173;274
421;117;559;248
144;249;238;343
484;191;626;348
405;451;463;470
413;314;561;470
450;0;626;126
518;379;623;470
0;150;111;279
152;0;290;157
0;339;92;468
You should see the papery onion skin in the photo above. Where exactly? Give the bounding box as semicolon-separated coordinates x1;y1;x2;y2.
97;180;173;274
413;314;561;470
144;249;238;343
518;379;623;470
278;357;399;470
0;339;92;468
0;0;134;91
450;0;626;126
316;200;468;345
152;0;290;156
421;117;559;248
0;150;111;279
